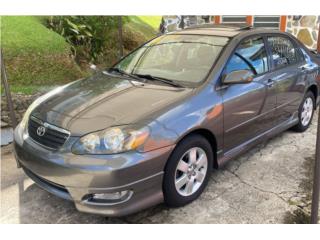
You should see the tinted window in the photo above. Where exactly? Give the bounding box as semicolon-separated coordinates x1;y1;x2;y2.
225;37;268;75
267;36;300;69
225;55;254;75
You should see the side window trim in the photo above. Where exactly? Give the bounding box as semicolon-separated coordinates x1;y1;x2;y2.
263;35;274;72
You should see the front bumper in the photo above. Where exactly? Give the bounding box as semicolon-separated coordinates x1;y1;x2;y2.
14;126;174;216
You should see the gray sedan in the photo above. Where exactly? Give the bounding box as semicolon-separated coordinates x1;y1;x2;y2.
14;24;320;216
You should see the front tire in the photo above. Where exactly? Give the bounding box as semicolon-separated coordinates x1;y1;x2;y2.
292;91;315;132
163;134;213;207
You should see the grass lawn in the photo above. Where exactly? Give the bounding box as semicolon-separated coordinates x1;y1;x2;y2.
1;16;85;91
131;16;161;31
1;16;69;57
1;16;161;94
127;16;161;39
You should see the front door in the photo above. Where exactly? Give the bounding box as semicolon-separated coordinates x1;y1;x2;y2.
222;36;277;152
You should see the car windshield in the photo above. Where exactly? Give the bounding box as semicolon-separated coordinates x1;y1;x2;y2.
114;34;229;85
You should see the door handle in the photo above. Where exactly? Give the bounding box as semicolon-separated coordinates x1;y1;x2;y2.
265;79;274;88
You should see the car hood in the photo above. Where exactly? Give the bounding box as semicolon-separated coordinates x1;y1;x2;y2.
32;72;193;135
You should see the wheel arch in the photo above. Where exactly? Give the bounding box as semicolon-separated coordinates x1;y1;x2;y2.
307;84;318;109
174;128;218;169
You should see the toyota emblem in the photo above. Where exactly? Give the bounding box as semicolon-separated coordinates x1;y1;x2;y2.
36;126;46;136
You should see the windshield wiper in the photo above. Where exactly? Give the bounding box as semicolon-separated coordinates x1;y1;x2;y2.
133;74;184;88
108;67;142;81
109;68;184;88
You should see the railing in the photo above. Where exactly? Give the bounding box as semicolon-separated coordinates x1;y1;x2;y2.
1;48;17;128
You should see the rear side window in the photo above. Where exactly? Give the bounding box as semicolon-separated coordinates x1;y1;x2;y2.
267;36;301;69
225;37;268;76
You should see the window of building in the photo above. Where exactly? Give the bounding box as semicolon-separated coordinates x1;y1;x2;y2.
253;16;280;29
221;15;281;30
221;15;247;24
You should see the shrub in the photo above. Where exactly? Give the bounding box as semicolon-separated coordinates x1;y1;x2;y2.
46;16;128;63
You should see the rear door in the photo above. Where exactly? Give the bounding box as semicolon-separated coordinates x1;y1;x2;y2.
266;35;306;124
222;36;277;152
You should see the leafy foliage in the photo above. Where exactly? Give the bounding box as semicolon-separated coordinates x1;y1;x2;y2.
46;16;128;62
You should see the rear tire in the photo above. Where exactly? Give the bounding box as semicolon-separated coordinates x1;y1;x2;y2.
163;134;213;207
292;91;315;132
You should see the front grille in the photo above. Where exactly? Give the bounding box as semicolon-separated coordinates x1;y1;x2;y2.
28;116;70;149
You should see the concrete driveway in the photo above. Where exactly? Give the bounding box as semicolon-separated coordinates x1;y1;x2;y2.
1;115;319;223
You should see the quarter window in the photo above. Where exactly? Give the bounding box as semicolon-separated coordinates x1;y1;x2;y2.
267;36;300;69
225;37;268;75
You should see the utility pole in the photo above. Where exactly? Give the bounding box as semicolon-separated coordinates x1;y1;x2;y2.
310;24;320;224
317;23;320;54
118;16;123;59
311;103;320;223
1;48;17;128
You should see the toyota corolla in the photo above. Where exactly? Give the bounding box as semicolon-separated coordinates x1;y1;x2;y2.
14;24;320;216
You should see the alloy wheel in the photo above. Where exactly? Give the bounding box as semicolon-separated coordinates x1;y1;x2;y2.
174;147;208;197
301;97;314;127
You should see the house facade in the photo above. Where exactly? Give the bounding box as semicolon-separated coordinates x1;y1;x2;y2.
162;15;320;50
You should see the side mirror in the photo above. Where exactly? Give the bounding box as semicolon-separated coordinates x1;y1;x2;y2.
223;69;254;84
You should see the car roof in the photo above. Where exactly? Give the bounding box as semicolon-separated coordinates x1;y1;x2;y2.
168;24;285;38
170;28;240;37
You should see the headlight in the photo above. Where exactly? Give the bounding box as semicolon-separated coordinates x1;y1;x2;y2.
72;126;150;154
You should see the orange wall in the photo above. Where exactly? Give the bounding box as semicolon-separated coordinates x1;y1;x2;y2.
246;16;253;25
280;16;287;32
214;16;221;24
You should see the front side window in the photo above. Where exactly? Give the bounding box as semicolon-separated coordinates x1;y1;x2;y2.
225;36;268;76
267;36;299;69
115;34;229;84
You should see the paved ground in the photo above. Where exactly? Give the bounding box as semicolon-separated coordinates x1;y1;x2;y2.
0;127;13;146
1;115;319;224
